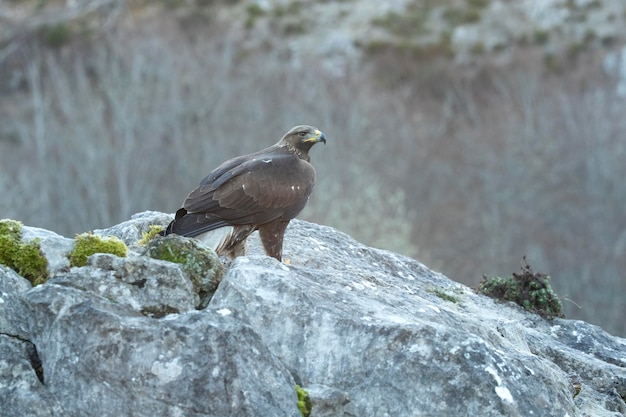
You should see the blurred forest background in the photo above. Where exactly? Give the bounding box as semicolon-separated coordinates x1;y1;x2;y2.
1;0;626;336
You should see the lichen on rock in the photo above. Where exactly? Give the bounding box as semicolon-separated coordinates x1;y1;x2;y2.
137;225;165;246
141;234;224;308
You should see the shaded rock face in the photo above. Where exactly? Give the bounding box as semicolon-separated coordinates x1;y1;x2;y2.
1;212;626;417
2;272;298;417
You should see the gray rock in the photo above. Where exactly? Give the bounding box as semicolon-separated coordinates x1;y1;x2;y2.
0;334;65;417
212;256;573;416
21;226;74;277
305;384;351;417
50;253;196;315
0;266;63;416
1;212;625;417
3;283;299;417
141;234;225;309
211;220;626;417
0;264;31;295
93;210;173;247
0;265;32;340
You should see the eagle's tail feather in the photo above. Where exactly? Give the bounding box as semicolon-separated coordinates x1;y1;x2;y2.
161;209;230;238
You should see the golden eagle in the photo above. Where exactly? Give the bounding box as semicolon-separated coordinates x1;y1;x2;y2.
162;125;326;261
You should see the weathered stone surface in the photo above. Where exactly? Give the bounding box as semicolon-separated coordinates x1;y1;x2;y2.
21;226;74;277
213;221;626;417
0;264;31;295
2;282;299;417
211;257;573;416
1;212;625;417
49;253;196;315
0;334;64;417
0;266;32;340
93;210;173;247
30;287;297;417
141;234;225;309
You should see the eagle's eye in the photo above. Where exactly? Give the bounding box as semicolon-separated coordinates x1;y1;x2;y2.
298;131;308;137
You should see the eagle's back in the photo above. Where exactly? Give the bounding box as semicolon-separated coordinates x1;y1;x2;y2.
166;145;315;237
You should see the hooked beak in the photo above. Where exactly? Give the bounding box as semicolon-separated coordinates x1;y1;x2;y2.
305;129;327;145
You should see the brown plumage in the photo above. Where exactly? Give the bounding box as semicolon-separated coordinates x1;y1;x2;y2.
162;125;326;261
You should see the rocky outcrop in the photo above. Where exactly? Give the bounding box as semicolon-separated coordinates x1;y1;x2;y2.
1;212;625;416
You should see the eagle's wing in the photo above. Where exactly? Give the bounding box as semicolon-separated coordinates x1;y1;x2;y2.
170;151;315;237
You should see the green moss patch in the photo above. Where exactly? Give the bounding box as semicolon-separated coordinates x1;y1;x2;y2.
137;225;165;246
295;385;312;417
70;233;128;267
0;219;49;285
478;257;564;319
427;287;460;303
0;219;23;240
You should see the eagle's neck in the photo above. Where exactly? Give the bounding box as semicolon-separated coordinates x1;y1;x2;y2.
279;142;311;162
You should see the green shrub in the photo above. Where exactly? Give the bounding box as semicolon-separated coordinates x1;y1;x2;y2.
442;6;481;25
478;257;564;319
245;3;266;28
533;30;550;45
39;23;73;48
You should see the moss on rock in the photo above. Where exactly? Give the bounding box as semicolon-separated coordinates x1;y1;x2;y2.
295;385;312;417
428;287;461;303
142;235;224;308
70;233;128;267
140;305;181;319
137;225;165;246
0;219;23;240
0;219;49;285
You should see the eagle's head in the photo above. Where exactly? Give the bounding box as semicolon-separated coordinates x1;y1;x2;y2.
279;125;326;160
